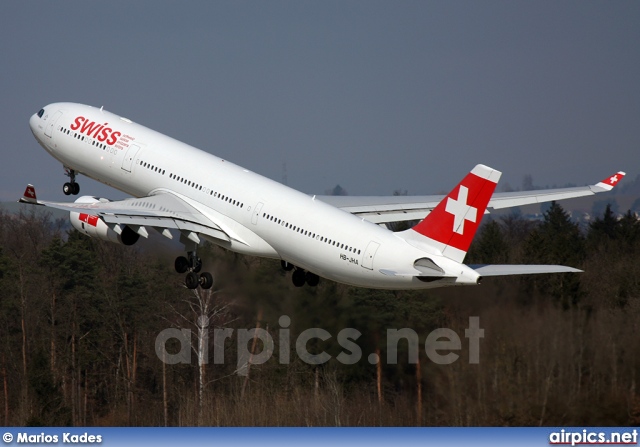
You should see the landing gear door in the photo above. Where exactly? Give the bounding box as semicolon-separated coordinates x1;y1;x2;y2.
252;202;264;225
361;241;380;270
121;144;141;172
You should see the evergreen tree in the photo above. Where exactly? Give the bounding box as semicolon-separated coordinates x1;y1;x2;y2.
584;207;640;308
615;210;640;250
587;203;618;249
466;219;509;264
591;199;619;218
25;349;71;426
523;202;585;308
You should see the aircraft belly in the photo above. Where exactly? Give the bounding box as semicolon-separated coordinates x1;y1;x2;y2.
201;233;279;258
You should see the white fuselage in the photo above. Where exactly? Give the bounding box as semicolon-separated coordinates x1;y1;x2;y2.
29;103;479;289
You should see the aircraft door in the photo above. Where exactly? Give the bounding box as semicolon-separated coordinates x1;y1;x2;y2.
252;202;264;225
361;241;380;270
44;110;63;138
121;144;141;172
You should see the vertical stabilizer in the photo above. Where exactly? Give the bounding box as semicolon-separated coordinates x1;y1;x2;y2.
406;164;501;262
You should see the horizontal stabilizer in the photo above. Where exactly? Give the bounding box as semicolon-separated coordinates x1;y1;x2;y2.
470;264;582;276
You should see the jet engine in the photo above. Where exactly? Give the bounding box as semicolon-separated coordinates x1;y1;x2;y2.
70;196;139;246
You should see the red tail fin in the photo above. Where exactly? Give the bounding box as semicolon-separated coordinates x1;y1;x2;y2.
410;164;501;262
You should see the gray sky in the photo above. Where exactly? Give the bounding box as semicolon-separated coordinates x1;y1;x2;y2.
2;1;638;202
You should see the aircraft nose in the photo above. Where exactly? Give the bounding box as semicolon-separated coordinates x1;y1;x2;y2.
29;107;46;138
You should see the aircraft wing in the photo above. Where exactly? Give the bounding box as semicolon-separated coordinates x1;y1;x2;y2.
316;171;625;224
19;185;238;244
315;194;443;224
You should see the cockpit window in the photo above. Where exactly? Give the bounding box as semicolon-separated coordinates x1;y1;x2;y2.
37;109;45;118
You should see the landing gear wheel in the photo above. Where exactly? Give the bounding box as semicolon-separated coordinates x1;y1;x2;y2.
292;269;306;287
305;272;320;287
175;256;189;273
199;272;213;289
185;272;199;289
281;260;294;271
63;169;79;195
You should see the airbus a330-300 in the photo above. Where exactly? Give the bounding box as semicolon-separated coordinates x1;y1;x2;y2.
22;103;625;290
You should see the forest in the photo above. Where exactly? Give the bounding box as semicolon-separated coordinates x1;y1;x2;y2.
0;202;639;427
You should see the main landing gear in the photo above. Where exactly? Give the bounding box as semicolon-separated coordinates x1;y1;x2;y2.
175;250;213;289
63;168;80;195
281;260;319;288
169;224;214;290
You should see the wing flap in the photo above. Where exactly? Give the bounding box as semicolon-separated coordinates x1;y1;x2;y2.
100;214;230;243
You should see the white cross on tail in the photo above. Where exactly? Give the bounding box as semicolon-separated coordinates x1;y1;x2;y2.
445;185;477;235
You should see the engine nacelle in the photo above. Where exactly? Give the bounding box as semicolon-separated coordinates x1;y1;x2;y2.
70;196;139;246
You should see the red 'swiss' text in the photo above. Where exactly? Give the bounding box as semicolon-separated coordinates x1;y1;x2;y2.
70;116;121;145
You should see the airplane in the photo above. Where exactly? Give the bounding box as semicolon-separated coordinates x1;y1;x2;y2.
22;103;625;290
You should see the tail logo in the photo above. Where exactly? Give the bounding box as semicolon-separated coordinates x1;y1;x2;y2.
595;171;625;191
445;185;477;235
408;164;501;262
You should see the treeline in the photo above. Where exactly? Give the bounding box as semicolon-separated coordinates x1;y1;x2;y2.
0;203;639;426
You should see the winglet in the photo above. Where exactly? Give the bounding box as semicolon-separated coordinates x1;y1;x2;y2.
594;171;626;191
19;184;39;204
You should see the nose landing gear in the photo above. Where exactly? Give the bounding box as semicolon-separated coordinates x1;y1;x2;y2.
63;168;80;195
